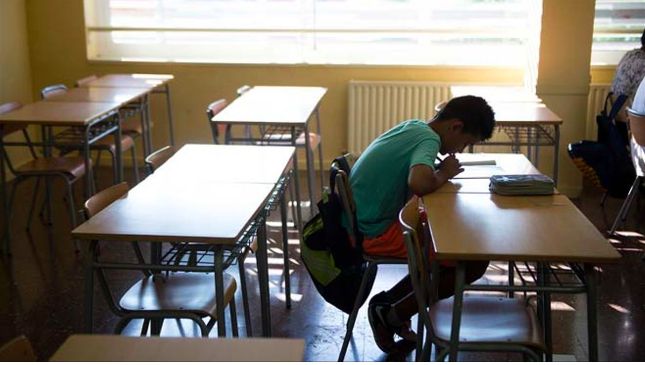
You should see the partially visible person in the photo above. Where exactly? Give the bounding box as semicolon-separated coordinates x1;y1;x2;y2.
611;28;645;121
348;95;496;355
632;75;645;115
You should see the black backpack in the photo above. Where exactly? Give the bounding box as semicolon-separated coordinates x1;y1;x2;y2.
568;92;635;198
300;155;374;314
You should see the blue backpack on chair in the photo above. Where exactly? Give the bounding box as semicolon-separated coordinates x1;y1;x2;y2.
568;92;635;198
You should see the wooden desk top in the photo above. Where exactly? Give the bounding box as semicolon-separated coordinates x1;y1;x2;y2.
421;193;620;263
153;144;295;184
212;85;327;125
435;178;494;194
452;153;541;179
451;85;542;103
71;178;274;244
0;101;120;126
491;102;562;125
42;87;149;105
80;74;173;89
50;335;305;361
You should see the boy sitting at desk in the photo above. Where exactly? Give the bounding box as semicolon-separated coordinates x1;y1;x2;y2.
348;95;496;354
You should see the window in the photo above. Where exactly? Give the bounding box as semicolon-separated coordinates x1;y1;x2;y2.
84;0;541;66
592;0;645;65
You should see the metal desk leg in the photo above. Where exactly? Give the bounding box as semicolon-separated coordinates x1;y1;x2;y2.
554;125;560;186
83;126;95;197
215;246;226;337
448;262;466;361
315;108;324;193
585;264;599;361
163;84;175;146
291;129;303;232
537;262;553;361
140;96;151;157
280;194;292;309
114;113;123;183
145;94;153;155
304;123;315;217
256;218;272;336
0;131;9;254
84;240;98;333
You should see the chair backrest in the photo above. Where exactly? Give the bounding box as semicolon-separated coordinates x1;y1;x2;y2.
0;102;38;169
628;108;645;146
206;99;229;144
0;102;28;138
331;154;359;239
76;75;98;86
144;145;176;173
399;196;436;341
236;85;251;96
40;84;68;99
84;182;129;218
0;335;37;361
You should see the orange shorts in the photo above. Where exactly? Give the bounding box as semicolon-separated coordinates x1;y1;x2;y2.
362;220;454;267
363;221;408;258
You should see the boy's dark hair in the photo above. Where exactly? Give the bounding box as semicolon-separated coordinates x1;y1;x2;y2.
641;27;645;48
435;95;495;141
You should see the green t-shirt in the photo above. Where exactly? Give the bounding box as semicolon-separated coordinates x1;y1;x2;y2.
350;119;441;237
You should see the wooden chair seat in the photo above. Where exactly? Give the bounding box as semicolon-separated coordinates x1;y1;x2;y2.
16;156;88;179
0;336;36;361
119;272;237;319
430;295;544;349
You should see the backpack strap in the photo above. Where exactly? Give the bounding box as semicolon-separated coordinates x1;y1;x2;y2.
608;93;628;121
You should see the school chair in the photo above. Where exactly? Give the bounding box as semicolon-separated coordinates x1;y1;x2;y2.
399;196;545;361
40;84;140;184
335;156;407;362
0;101;88;253
610;108;645;235
0;335;37;361
84;182;239;337
206;99;230;144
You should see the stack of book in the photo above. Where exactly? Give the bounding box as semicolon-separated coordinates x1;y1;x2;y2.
489;174;555;195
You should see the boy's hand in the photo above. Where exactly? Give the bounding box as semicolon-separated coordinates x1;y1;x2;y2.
438;154;464;179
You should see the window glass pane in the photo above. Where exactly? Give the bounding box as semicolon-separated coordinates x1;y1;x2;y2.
592;0;645;65
84;0;540;66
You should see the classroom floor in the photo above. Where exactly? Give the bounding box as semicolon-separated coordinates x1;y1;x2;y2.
0;166;644;361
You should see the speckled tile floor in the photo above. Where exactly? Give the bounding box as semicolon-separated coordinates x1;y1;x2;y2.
1;168;644;361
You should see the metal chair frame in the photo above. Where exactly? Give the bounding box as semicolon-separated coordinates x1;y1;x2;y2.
334;160;407;361
83;182;238;337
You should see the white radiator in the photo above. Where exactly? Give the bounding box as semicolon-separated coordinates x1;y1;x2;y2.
348;80;451;154
586;84;611;139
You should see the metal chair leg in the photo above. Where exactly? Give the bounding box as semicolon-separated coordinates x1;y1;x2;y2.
23;177;39;232
131;144;140;183
609;176;642;235
338;262;378;362
238;251;253;337
64;178;80;252
230;297;239;337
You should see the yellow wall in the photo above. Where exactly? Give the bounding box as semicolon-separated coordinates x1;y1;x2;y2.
0;0;35;179
21;0;617;196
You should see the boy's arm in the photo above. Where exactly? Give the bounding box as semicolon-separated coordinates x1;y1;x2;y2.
408;155;463;196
